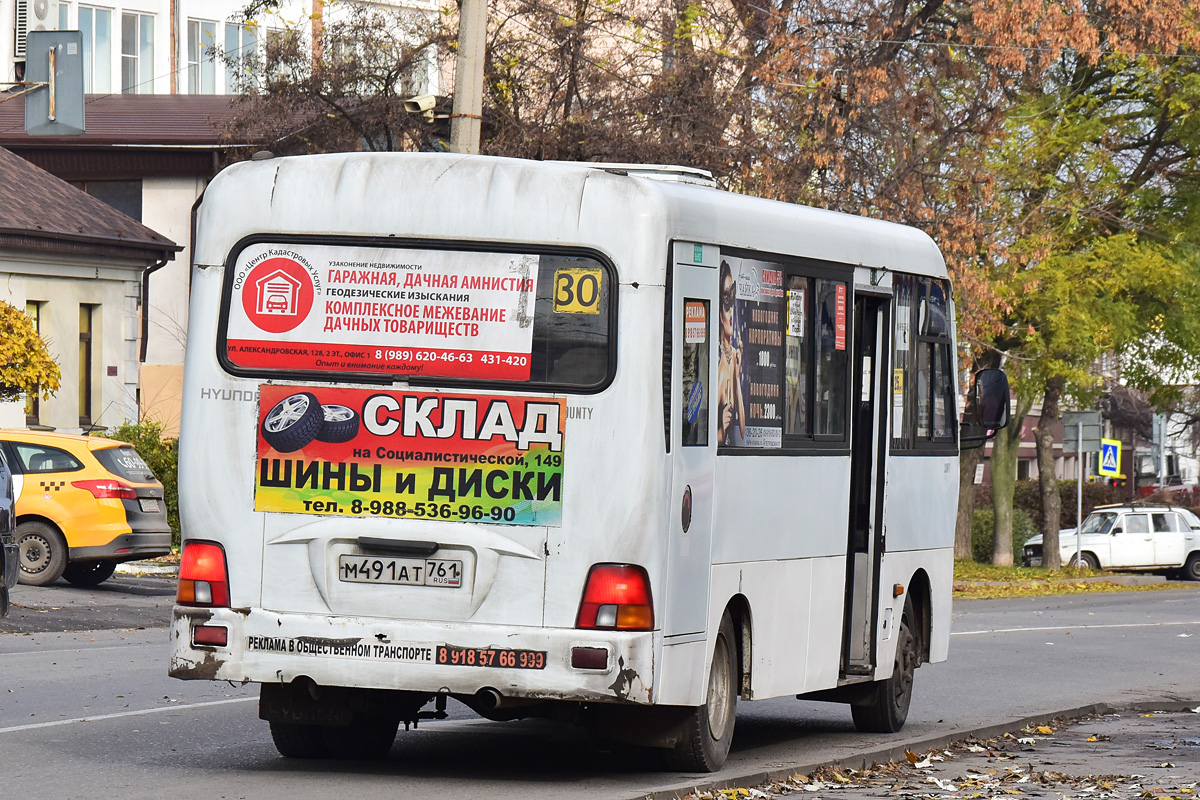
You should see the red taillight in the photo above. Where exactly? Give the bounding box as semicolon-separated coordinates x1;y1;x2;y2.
576;564;654;631
71;479;138;500
177;541;230;608
192;625;229;647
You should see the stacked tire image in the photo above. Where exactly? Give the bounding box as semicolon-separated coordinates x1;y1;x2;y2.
261;393;360;452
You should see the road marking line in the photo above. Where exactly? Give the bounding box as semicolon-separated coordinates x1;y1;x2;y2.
0;697;256;734
0;643;160;658
954;621;1200;636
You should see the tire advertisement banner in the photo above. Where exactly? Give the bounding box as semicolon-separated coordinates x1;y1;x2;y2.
255;385;565;527
225;243;539;381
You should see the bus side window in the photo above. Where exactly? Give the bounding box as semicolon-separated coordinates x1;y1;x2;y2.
681;299;710;447
784;276;811;436
894;274;955;451
814;279;848;436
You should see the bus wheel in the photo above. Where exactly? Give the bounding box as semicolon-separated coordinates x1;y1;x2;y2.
666;612;738;772
851;596;916;733
269;720;328;758
322;713;399;759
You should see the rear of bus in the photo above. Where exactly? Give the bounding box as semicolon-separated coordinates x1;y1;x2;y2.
169;154;673;758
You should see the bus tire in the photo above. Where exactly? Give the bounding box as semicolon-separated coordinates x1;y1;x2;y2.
665;612;738;772
322;713;399;759
260;392;323;453
62;560;117;587
269;720;328;758
852;596;916;733
316;404;360;443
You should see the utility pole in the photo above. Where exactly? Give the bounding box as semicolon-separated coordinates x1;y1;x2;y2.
450;0;486;154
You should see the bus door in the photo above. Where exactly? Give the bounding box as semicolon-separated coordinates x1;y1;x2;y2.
843;293;888;674
664;258;717;637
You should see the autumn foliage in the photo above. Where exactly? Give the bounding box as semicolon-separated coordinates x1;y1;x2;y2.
0;301;60;403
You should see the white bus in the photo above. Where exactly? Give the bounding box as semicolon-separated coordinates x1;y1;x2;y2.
169;153;1008;771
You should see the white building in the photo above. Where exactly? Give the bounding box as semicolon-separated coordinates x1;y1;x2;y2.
1;0;441;434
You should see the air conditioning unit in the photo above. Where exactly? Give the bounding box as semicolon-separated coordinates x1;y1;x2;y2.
15;0;62;60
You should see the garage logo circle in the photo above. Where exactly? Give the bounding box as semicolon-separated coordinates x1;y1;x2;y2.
242;257;315;333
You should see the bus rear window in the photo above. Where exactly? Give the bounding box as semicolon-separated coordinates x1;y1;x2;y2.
220;241;613;390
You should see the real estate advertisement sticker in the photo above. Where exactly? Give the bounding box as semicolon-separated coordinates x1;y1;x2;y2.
225;244;539;380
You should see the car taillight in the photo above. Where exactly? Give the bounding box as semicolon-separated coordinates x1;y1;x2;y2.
71;479;138;500
177;541;230;608
576;564;653;631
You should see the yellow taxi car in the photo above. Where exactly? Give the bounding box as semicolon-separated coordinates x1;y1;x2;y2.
0;431;171;587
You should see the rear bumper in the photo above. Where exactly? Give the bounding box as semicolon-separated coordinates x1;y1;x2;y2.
169;606;657;705
72;532;172;562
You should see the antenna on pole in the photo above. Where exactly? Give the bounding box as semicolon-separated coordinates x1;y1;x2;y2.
0;30;86;136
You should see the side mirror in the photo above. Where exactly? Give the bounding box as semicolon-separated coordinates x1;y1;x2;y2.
960;368;1011;449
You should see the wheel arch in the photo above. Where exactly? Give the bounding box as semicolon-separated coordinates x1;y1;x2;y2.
722;594;752;698
16;514;66;537
905;568;931;665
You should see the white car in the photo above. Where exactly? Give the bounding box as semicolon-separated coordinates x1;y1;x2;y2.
1022;505;1200;579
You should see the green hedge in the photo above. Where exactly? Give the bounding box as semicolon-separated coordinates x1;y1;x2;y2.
106;420;180;548
971;507;1038;563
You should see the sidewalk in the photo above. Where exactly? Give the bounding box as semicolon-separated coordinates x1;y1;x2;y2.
649;703;1200;800
115;558;179;577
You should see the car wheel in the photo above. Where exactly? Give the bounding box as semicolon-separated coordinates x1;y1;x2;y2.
16;521;68;586
261;392;323;453
269;720;329;758
852;595;917;733
62;560;117;587
1184;553;1200;582
664;612;738;772
316;404;360;443
1068;552;1100;570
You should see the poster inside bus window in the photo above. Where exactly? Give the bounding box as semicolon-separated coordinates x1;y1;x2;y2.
717;256;784;448
682;300;710;447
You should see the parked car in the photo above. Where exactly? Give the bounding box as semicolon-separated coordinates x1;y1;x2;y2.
0;431;172;587
0;445;15;616
1022;504;1200;580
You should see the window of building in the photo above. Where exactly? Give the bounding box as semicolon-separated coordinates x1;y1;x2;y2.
224;21;258;93
25;302;41;427
121;12;154;94
79;6;113;93
188;19;218;94
892;274;956;452
716;249;849;451
79;304;95;429
58;3;69;29
71;180;143;221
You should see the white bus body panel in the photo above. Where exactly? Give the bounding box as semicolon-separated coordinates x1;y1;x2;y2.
174;153;954;710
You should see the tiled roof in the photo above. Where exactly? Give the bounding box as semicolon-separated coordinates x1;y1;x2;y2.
0;145;180;260
0;93;247;147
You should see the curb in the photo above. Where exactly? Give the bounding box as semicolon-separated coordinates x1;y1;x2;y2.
115;561;179;577
637;699;1200;800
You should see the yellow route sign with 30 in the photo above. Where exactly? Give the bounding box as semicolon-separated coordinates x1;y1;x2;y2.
553;268;603;314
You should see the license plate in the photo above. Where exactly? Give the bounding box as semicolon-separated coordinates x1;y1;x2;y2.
338;555;462;587
437;645;547;669
139;499;160;513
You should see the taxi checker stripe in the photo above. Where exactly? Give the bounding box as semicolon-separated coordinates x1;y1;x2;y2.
38;481;66;491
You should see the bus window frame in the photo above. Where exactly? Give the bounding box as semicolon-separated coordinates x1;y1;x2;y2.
671;242;853;458
214;233;620;395
890;274;957;456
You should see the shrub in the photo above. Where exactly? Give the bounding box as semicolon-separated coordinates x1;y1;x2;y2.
105;420;180;547
971;507;1037;563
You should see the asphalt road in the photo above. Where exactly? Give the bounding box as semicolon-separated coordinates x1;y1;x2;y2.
0;579;1197;800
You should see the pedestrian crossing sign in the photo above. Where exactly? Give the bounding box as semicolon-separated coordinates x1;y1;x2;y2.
1098;438;1121;477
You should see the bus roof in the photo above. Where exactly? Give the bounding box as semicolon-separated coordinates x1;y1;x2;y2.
195;153;947;284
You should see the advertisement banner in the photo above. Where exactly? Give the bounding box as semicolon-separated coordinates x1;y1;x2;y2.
718;255;784;448
255;385;564;526
225;244;539;381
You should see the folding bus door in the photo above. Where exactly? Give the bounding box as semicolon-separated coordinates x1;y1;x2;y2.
664;246;718;638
